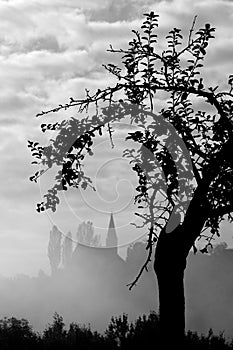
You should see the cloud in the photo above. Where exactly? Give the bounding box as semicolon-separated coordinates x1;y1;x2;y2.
87;0;141;23
24;35;61;53
0;90;42;115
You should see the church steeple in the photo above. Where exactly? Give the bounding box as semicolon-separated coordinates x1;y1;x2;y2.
106;212;118;254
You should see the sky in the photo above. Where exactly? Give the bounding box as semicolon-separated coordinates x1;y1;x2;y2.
0;0;233;277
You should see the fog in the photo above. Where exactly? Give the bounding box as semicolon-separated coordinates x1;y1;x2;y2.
0;241;232;337
186;244;233;336
0;252;157;333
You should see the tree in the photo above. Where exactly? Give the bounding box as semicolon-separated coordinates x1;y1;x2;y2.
48;225;62;275
62;231;73;268
105;314;129;349
43;312;66;348
0;317;39;349
76;221;101;247
29;12;233;346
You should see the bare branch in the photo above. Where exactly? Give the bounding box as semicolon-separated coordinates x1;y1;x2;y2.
188;15;198;46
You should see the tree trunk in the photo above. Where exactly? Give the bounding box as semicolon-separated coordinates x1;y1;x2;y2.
154;225;188;347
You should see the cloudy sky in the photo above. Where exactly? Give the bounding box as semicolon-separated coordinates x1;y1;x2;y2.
0;0;233;277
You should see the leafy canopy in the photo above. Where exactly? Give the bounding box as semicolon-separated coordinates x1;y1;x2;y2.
29;12;233;284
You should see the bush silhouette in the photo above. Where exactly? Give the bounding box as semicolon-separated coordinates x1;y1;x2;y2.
43;312;66;350
0;311;232;349
0;317;39;350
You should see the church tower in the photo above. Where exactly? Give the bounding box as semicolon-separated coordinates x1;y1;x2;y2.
106;212;118;255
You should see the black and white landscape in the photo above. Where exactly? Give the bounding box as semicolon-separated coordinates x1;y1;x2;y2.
0;0;233;349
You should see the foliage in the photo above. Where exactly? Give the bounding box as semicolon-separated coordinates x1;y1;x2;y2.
105;314;129;348
185;329;232;350
66;322;108;350
0;312;232;349
76;221;101;247
0;317;40;350
48;226;62;275
29;12;233;286
43;312;66;349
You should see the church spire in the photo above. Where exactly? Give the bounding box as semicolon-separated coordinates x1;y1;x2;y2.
106;212;118;254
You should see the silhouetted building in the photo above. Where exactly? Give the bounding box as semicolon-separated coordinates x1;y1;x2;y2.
71;213;125;280
106;212;118;255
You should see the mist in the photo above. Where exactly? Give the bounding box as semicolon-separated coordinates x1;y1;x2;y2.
0;248;157;333
0;238;232;337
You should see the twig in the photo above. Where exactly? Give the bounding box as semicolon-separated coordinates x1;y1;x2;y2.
188;15;197;46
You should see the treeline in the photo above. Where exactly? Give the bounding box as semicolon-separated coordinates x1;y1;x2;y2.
0;311;232;350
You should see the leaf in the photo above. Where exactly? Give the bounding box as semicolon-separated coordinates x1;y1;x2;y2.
81;182;87;190
228;74;233;85
200;247;208;254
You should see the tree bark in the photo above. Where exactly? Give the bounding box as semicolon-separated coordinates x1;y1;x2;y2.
154;224;188;347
